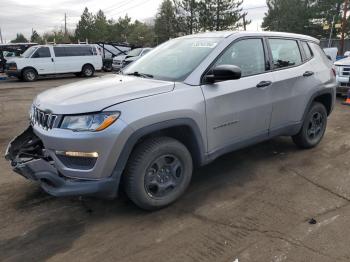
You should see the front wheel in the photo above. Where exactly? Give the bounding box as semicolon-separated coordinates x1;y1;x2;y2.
124;137;193;210
81;64;95;77
22;68;38;82
292;102;328;149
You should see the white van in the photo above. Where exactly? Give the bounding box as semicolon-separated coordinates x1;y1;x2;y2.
5;44;102;81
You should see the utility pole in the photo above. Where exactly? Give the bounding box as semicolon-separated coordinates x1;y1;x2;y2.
64;13;67;38
328;15;336;48
0;27;3;44
340;0;349;55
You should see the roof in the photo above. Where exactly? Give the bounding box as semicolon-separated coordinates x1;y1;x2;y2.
182;30;319;43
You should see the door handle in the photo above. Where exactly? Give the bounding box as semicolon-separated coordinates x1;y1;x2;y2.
256;81;272;88
303;71;314;77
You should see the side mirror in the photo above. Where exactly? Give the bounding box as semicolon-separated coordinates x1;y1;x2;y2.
206;65;242;83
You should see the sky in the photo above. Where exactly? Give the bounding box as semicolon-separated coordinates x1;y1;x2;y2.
0;0;268;43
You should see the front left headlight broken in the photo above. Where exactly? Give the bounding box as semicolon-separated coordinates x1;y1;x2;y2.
60;112;120;132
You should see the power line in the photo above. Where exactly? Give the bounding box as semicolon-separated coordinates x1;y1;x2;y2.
107;0;154;18
104;0;133;13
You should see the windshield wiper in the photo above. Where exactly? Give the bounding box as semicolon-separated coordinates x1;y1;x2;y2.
126;71;153;78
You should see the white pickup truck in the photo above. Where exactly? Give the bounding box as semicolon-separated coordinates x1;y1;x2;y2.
334;57;350;95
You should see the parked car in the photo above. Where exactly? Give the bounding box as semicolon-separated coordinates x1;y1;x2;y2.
0;43;37;73
5;31;336;210
5;44;102;81
334;57;350;95
95;43;131;72
112;53;129;72
121;48;153;68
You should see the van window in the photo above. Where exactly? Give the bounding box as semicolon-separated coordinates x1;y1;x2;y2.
53;47;66;57
54;46;94;57
32;47;51;58
215;38;266;77
268;39;302;69
301;41;313;60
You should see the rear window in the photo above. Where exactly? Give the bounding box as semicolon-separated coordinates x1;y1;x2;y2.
54;46;94;57
301;41;313;61
269;39;302;69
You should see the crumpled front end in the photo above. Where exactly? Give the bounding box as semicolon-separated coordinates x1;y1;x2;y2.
5;126;118;198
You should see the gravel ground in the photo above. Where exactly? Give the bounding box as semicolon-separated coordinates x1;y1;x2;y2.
0;75;350;262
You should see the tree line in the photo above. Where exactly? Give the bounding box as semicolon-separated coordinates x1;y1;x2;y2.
11;0;247;46
262;0;347;39
11;0;349;46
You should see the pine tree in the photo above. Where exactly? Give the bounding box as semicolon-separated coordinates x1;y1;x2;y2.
11;33;28;43
154;0;178;43
94;10;108;42
198;0;247;31
262;0;312;34
75;7;95;42
30;30;42;43
174;0;199;34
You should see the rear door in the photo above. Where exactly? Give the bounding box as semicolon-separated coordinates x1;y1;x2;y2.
267;38;316;131
30;47;55;74
201;38;273;152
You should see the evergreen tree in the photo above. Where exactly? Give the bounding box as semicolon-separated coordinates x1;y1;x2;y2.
75;7;95;42
155;0;178;43
174;0;199;34
30;30;42;43
198;0;246;31
11;33;28;43
94;10;109;41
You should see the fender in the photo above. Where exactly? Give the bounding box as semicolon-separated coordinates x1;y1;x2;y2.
302;87;335;122
110;118;207;190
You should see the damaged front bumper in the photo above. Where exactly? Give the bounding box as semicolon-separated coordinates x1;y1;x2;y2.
5;126;118;198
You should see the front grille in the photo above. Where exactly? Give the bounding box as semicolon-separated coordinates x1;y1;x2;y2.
31;106;57;130
340;66;350;77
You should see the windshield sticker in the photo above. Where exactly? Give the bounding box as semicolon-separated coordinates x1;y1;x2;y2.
192;42;218;48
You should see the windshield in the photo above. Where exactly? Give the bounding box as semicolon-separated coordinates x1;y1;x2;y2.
124;37;222;81
21;46;38;58
128;48;143;57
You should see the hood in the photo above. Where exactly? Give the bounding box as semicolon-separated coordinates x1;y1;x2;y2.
5;57;24;63
113;55;127;61
334;57;350;66
125;56;138;62
34;74;174;114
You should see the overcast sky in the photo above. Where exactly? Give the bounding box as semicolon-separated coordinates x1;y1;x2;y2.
0;0;267;43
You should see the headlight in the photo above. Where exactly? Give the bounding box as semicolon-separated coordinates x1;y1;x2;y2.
335;66;341;76
6;63;17;70
60;112;120;132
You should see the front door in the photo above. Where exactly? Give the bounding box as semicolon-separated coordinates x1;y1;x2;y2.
30;47;55;74
201;38;273;153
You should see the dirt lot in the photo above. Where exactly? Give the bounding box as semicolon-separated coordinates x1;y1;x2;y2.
0;75;350;262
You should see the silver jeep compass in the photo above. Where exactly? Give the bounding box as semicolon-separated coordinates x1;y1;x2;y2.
5;31;337;210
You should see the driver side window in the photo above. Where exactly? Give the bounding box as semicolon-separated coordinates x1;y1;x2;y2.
215;38;266;77
32;47;51;58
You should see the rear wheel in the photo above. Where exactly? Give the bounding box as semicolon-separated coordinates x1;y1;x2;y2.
81;64;95;77
22;68;38;82
124;137;193;210
292;102;327;149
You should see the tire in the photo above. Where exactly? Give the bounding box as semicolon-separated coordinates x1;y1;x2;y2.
81;64;95;77
22;68;38;82
292;102;328;149
124;137;193;210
